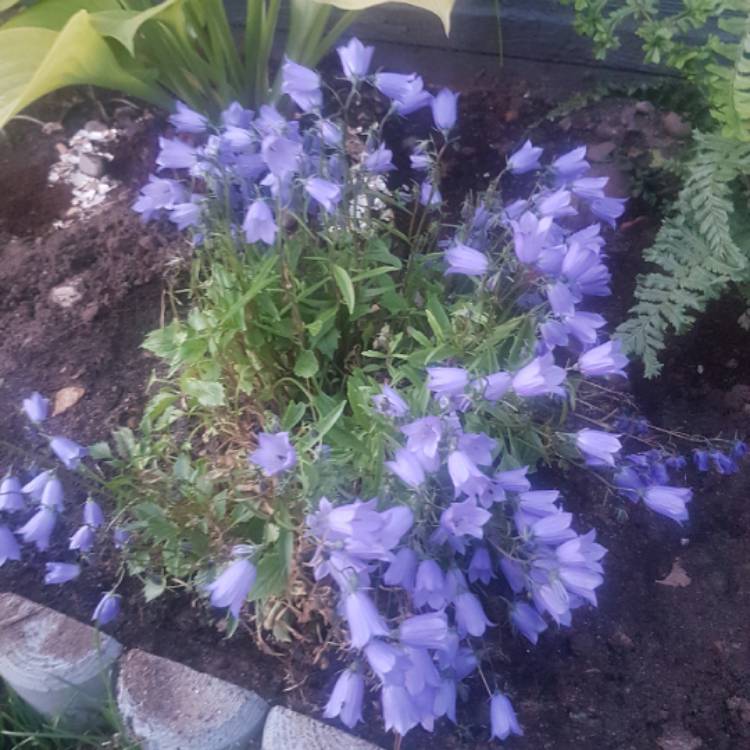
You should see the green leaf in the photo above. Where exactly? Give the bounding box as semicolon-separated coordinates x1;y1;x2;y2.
88;441;112;460
182;379;225;407
313;0;456;34
0;10;170;128
2;0;118;31
314;399;346;442
332;264;356;315
90;0;180;56
281;401;307;430
250;530;293;601
143;576;166;602
293;349;319;378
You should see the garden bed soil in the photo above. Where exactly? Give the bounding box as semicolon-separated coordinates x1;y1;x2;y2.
1;78;749;750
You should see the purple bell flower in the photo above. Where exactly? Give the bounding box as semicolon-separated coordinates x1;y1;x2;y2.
643;485;691;524
22;391;49;423
591;196;627;227
318;119;343;147
431;88;458;131
512;353;566;397
410;149;432;171
69;525;95;552
454;591;492;637
365;639;409;683
507;140;543;174
169;200;202;231
692;448;710;472
363;143;396;173
21;470;52;501
480;371;512;401
511;212;553;265
113;527;131;548
156;137;197;170
537;188;576;218
490;692;524;740
413;559;447;610
578;339;628;378
83;499;104;529
305;177;341;213
382;684;420;736
324;667;365;729
92;592;120;626
510;601;547;644
49;436;87;470
441;496;491;538
384;547;418;591
221;101;253;129
344;589;389;648
0;525;21;565
206;558;257;618
281;58;322;112
44;562;80;585
401;416;442;472
494;467;531;493
547;281;576;317
468;545;493;584
500;557;526;593
261;134;301;176
169;101;208;134
373;385;409;418
711;451;738;475
17;507;56;551
249;432;297;476
419;179;442;207
385;448;425;489
0;475;24;512
575;428;622;467
400;611;450;650
457;433;496;466
564;310;606;345
337;36;375;81
375;73;432;115
243;200;277;246
444;243;488;277
221;125;255;152
531;512;575;544
132;176;187;221
435;677;457;722
426;366;469;397
732;440;748;459
551;146;589;181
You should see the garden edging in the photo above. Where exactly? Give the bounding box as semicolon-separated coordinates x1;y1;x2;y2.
0;593;382;749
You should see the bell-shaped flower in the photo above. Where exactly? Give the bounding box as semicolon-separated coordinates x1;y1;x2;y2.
318;119;343;147
0;475;24;512
156;137;198;170
382;684;420;737
510;601;547;644
454;591;492;637
41;478;63;514
556;529;606;569
373;385;409;418
375;73;432;115
281;58;322;112
419;179;442;207
206;558;257;618
468;545;493;584
559;565;603;605
413;559;447;610
261;134;301;176
243;200;277;246
221;101;253;129
92;592;120;626
434;677;457;722
132;176;187;221
578;339;628;378
0;525;21;565
444;243;487;277
490;692;524;740
643;485;691;524
384;547;418;591
500;557;527;594
440;497;491;539
511;211;553;264
457;433;496;466
385;448;425;489
399;611;450;651
22;391;49;423
363;143;396;173
531;512;575;544
426;367;469;397
551;145;589;181
69;524;95;552
50;436;87;470
17;507;56;551
547;281;576;316
494;466;531;493
83;499;104;529
478;371;512;402
365;639;409;684
44;562;80;585
507;140;542;174
169;199;203;231
22;470;52;501
711;450;737;475
512;353;566;397
401;417;442;472
564;310;606;345
410;149;432;171
431;88;458;131
572;176;608;200
404;646;441;696
531;578;571;625
537;188;576;218
169;101;208;134
249;432;297;476
324;667;365;728
304;177;341;213
575;428;622;467
344;589;389;648
591;196;627;227
113;527;131;548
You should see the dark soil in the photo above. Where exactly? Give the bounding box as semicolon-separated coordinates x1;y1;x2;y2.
1;76;749;750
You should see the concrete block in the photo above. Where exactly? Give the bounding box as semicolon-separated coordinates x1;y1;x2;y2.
0;592;122;729
117;648;268;750
262;706;382;750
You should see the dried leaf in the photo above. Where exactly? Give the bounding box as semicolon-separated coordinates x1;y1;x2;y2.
52;385;85;415
656;559;691;588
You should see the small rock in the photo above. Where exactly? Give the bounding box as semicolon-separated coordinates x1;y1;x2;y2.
78;153;105;178
663;111;691;138
84;120;108;133
49;282;83;308
587;141;616;162
608;629;635;652
635;100;655;115
594;122;619;140
657;725;703;750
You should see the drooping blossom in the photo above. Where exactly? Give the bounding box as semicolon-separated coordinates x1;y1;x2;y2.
364;143;396;173
511;212;553;264
375;73;432;115
507;140;542;174
49;436;87;470
643;485;692;524
83;499;104;529
575;429;622;467
169;101;208;133
44;562;80;585
468;545;493;584
454;591;492;637
69;525;95;552
0;475;24;512
400;611;450;650
444;244;488;277
92;592;121;626
324;667;365;728
384;547;418;591
305;177;341;213
0;525;21;565
17;507;56;551
494;466;531;493
385;448;425;488
206;558;257;618
22;392;49;423
551;146;589;181
318;119;343;147
373;384;409;418
249;432;297;476
537;188;576;218
169;199;203;230
419;180;442;207
221;101;253;129
21;470;52;501
512;353;566;397
413;559;447;610
591;196;627;227
343;589;389;648
431;88;458;131
480;371;512;401
243;200;277;245
113;527;131;548
337;36;374;81
156;137;198;170
426;367;469;397
410;149;431;170
132;176;187;221
281;58;322;111
490;692;524;740
510;601;547;644
578;339;628;378
571;176;608;200
261;134;301;176
382;684;420;736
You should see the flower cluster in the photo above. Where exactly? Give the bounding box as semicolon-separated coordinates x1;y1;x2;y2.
1;392;120;626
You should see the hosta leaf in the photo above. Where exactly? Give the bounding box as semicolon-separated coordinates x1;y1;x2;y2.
313;0;455;34
1;0;118;31
0;10;169;128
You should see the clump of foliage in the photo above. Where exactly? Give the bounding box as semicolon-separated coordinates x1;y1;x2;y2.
561;0;750;375
2;40;746;744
